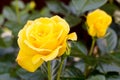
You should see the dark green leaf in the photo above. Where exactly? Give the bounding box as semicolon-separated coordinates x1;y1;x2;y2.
74;60;85;72
41;59;63;80
0;36;13;48
17;69;45;80
28;11;41;20
3;36;12;47
0;73;16;80
87;75;106;80
2;7;17;22
0;47;15;55
110;53;120;67
71;41;88;57
98;53;120;68
97;28;117;54
61;66;85;80
100;3;119;15
19;10;29;24
97;63;120;74
46;0;68;14
107;76;120;80
71;0;107;15
40;7;52;17
64;14;81;27
51;60;60;80
0;62;14;74
99;54;113;64
4;21;23;37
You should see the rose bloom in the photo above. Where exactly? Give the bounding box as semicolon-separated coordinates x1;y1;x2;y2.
16;16;77;72
86;9;112;38
29;1;36;10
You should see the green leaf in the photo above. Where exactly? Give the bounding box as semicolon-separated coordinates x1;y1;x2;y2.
87;75;106;80
41;59;63;80
75;57;97;72
107;76;120;80
2;7;17;22
99;54;113;64
40;7;51;17
64;14;81;27
28;11;41;20
0;15;4;25
51;60;60;80
0;62;14;74
19;10;29;24
74;60;85;72
97;28;117;54
11;0;25;9
46;0;68;14
110;53;120;67
71;0;107;15
100;3;119;15
71;41;88;57
0;36;13;48
4;21;23;37
61;66;85;80
0;73;16;80
98;53;120;69
16;69;45;80
0;47;15;55
97;63;120;74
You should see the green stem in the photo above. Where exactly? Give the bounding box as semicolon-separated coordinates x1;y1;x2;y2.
47;61;52;80
84;38;96;77
16;0;20;23
57;57;65;80
89;38;96;56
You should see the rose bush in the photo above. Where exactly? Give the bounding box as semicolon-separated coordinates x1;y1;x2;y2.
16;15;77;72
86;9;112;38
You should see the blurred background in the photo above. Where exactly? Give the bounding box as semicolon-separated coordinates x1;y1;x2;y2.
0;0;120;80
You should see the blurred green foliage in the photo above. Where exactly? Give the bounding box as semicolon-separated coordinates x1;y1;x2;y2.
0;0;120;80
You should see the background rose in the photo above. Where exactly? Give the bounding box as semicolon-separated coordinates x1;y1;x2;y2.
16;15;77;72
87;9;112;38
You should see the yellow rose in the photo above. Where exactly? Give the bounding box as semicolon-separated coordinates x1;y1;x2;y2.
29;1;36;10
86;9;112;38
16;16;77;72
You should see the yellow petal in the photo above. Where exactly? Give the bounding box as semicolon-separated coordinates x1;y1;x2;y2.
51;15;70;33
16;50;44;72
24;40;51;52
32;54;41;64
58;40;66;57
88;27;96;37
41;46;62;61
86;9;112;38
68;32;77;41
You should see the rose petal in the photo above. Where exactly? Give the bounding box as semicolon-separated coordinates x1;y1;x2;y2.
24;40;51;52
51;15;70;33
32;54;41;64
58;40;66;57
16;50;44;72
68;32;77;41
41;46;62;61
87;9;112;38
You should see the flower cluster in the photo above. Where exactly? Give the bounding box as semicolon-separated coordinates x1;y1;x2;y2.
16;9;112;72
